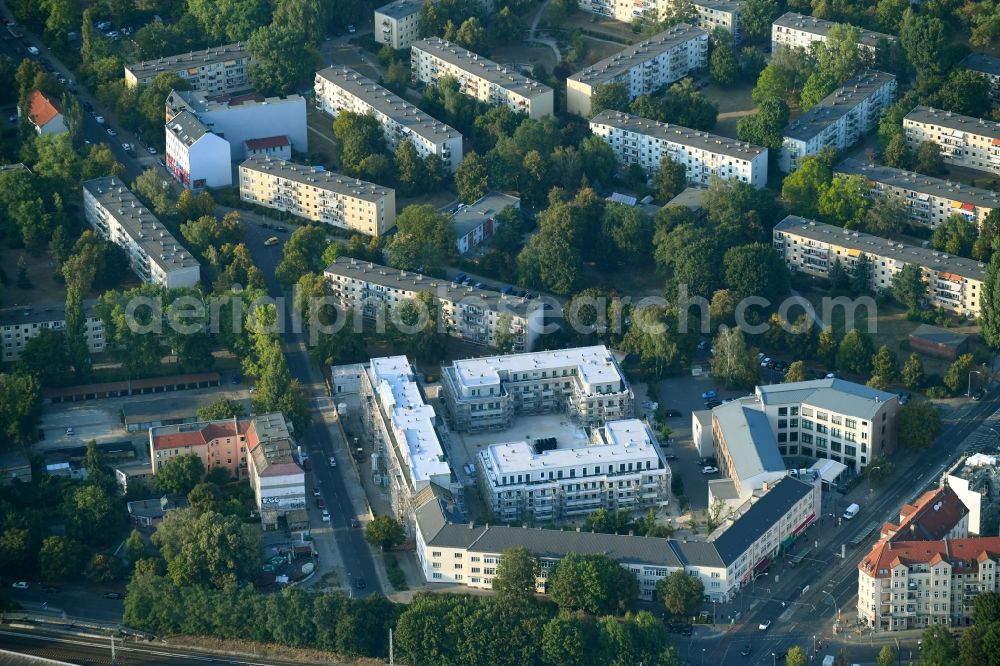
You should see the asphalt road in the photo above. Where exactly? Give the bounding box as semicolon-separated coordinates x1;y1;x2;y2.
242;219;382;597
0;627;327;666
4;586;124;623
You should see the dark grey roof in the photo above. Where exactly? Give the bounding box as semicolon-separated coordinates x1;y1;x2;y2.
961;53;1000;77
126;42;248;78
468;526;684;568
671;538;725;568
166;110;210;146
783;70;895;142
375;0;424;20
712;399;784;480
711;477;813;564
0;299;99;327
591;110;766;160
836;158;1000;210
773;12;896;48
568;24;708;87
240;155;394;202
412;39;553;99
904;106;1000;141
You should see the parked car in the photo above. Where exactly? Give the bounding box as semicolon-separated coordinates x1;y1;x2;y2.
758;619;772;631
321;510;330;522
702;466;719;475
664;454;679;461
313;486;321;497
328;456;337;468
316;497;325;509
121;142;132;151
156;158;165;168
264;236;279;246
65;426;75;436
701;390;717;401
346;24;356;33
350;518;361;528
106;127;117;136
760;357;771;368
103;592;124;599
94;115;105;124
147;145;157;154
740;644;752;656
11;582;27;589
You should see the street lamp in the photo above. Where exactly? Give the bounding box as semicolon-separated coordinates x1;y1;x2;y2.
772;652;776;666
813;634;816;656
701;648;706;665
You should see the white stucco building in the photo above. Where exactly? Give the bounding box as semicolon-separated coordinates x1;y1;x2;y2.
1;300;103;363
125;42;251;94
164;111;232;189
903;106;1000;178
771;12;896;55
375;0;424;49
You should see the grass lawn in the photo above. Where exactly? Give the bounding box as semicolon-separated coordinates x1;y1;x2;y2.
0;249;67;306
699;80;756;140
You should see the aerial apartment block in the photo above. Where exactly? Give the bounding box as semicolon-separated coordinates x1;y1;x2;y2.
566;24;708;117
411;39;554;119
125;42;251;94
439;345;634;432
164;89;307;161
780;70;896;172
835;159;1000;230
416;474;818;602
82;177;201;288
903;106;1000;178
590;109;768;187
478;419;670;523
239;156;396;237
1;301;103;363
773;215;986;316
359;356;457;534
960;53;1000;103
374;0;424;49
771;12;896;55
164;111;232;189
323;257;545;352
946;453;1000;536
580;0;744;43
314;65;464;173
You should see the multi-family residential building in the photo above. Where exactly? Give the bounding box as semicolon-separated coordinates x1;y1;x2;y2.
903;106;1000;178
1;300;103;363
416;475;818;601
439;346;634;432
880;486;969;543
23;90;66;136
82;177;201;288
324;257;545;352
566;24;708;117
590;109;768;187
835;159;1000;230
946;454;1000;537
239;156;396;236
246;412;307;530
771;12;896;55
858;536;1000;630
314;65;463;172
478;419;669;522
375;0;424;49
164;89;307;161
124;42;251;94
959;53;1000;104
450;192;520;254
773;215;987;316
244;135;291;160
164;110;232;189
411;39;554;119
359;356;457;534
579;0;743;43
780;70;896;172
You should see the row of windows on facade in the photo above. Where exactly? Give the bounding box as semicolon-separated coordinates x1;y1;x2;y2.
498;461;657;486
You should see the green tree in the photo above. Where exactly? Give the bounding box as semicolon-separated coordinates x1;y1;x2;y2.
548;552;638;615
247;24;321;95
133;168;174;216
65;484;124;546
188;0;271;41
332;111;387;178
898;400;942;450
892;263;926;311
817;328;838;367
275;225;329;288
654;155;686;203
944;353;977;395
365;515;405;550
492;547;540;605
197;398;246;421
153;453;205;496
800;70;838;111
736;97;789;149
595;611;678;666
723;243;790;302
272;0;332;45
124;529;147;567
932;214;977;258
984;254;1000;350
916;141;945;176
740;46;768;82
741;0;782;42
785;646;807;666
394;141;427;197
781;156;832;219
180;211;245;256
152;508;261;589
64;286;91;380
784;360;810;383
517;230;581;296
187;482;226;515
656;569;704;617
86;553;123;584
883;131;914;170
919;624;958;666
16;329;69;387
454;16;486;51
864;195;909;237
711;327;760;388
455;150;489;203
818;174;870;228
973;591;1000;624
899;10;954;84
871;345;899;382
0;373;43;445
386;204;456;275
931;69;993;118
542;612;597;666
653;223;721;297
38;536;86;582
710;42;739;86
589;82;630;117
836;329;874;375
902;352;925;390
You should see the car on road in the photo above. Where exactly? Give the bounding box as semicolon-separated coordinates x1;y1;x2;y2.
26;45;38;55
103;592;124;599
94;115;104;124
664;454;679;461
11;582;27;589
41;586;60;594
974;388;985;401
702;466;719;475
106;127;117;136
701;390;717;401
316;497;325;509
156;158;165;168
758;619;772;631
65;426;75;436
328;456;337;467
347;24;356;33
740;644;752;656
121;142;132;151
264;236;279;246
760;357;771;367
321;510;330;522
147;145;157;154
350;518;361;528
313;486;321;497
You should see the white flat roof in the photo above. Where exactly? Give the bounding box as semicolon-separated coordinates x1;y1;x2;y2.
451;345;625;390
483;419;657;476
369;356;450;483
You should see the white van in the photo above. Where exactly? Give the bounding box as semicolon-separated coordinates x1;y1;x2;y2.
843;503;860;520
26;46;39;55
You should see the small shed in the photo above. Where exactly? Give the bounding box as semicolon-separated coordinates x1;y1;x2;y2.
908;324;969;360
